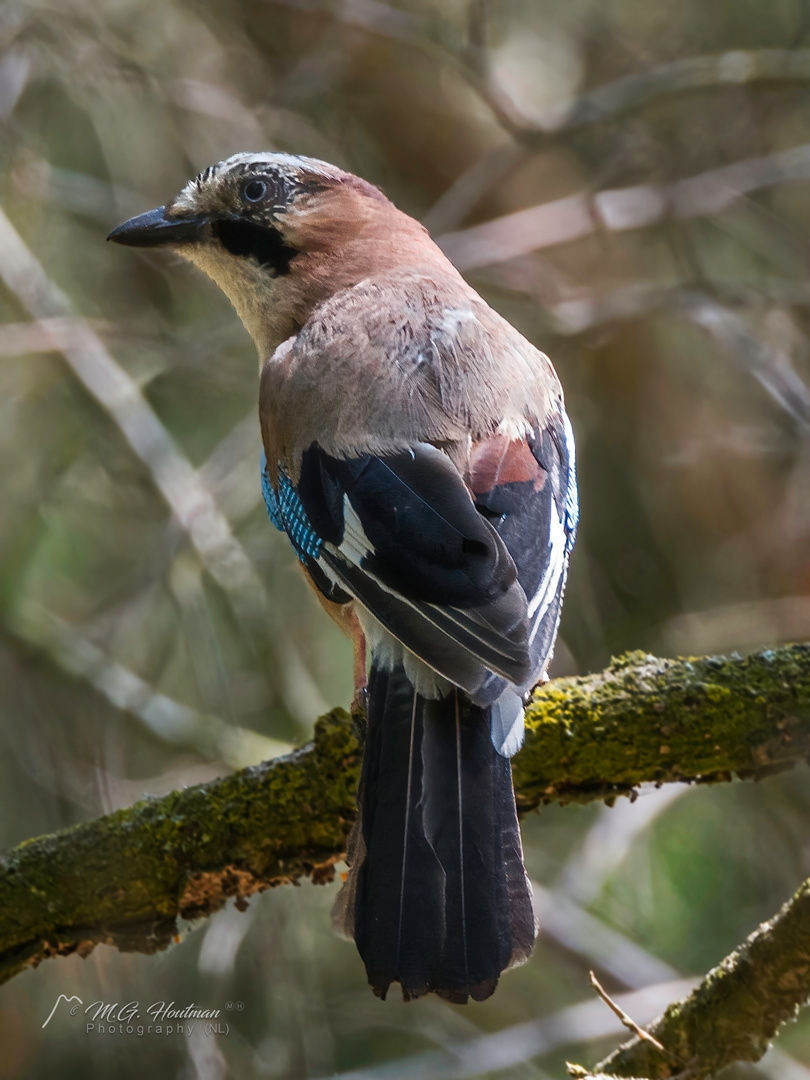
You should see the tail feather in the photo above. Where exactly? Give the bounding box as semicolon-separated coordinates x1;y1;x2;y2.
334;660;536;1002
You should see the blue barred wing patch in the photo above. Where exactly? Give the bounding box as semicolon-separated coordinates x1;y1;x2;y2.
260;451;285;532
260;451;322;562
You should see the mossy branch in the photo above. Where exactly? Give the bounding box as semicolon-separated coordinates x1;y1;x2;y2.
585;877;810;1078
1;642;809;1006
515;643;810;808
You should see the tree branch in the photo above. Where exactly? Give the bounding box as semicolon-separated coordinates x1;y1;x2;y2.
587;876;810;1078
515;643;810;807
1;643;809;991
437;143;810;271
0;709;361;987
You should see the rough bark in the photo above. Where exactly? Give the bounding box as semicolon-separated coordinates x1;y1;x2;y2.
588;878;810;1078
0;709;360;986
514;644;810;809
1;643;809;1027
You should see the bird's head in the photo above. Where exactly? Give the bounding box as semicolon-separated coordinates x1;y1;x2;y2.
108;152;437;359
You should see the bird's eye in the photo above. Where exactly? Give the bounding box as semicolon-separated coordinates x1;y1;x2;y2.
243;179;268;203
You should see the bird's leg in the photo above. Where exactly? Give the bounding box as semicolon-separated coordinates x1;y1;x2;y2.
350;615;368;718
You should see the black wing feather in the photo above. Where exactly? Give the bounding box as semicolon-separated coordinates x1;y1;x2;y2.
299;443;517;606
289;415;577;694
472;411;577;684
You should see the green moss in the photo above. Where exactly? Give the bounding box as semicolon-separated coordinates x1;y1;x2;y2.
595;844;810;1076
0;706;362;983
1;644;809;994
516;643;810;808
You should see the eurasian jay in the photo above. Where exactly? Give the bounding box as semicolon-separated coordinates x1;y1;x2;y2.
109;153;578;1003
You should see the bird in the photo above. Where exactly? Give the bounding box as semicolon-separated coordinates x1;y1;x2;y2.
108;152;578;1004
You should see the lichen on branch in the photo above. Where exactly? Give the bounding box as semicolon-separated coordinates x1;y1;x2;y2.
0;709;360;986
589;878;810;1078
0;642;808;996
518;642;810;807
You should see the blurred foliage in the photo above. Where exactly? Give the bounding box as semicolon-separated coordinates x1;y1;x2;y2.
1;0;810;1077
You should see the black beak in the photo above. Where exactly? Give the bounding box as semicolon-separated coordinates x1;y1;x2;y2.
107;206;207;247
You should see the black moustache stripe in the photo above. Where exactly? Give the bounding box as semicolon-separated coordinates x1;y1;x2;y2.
213;218;297;275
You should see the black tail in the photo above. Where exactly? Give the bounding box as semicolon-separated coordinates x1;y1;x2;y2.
333;661;536;1003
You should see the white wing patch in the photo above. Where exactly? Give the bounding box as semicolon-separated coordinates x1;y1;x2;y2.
489;690;525;757
562;410;579;550
527;507;567;646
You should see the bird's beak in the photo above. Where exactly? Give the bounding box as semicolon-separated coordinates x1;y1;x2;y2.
107;206;207;247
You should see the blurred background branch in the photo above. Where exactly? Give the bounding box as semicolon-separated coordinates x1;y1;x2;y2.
437;144;810;272
2;0;810;1075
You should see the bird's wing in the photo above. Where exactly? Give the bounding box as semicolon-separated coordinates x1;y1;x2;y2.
469;409;578;688
261;410;577;701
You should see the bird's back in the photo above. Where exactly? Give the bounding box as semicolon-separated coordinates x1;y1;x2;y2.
260;268;562;474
